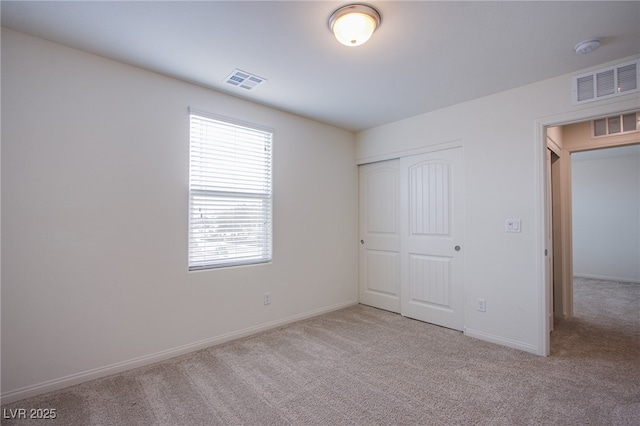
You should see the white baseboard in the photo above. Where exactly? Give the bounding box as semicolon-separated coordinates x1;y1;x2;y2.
574;273;640;284
464;328;541;356
1;301;357;405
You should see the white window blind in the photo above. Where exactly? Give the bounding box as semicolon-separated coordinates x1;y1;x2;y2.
188;109;273;270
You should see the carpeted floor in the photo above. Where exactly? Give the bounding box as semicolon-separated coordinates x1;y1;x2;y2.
2;277;639;425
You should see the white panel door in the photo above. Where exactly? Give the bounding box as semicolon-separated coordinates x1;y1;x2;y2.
400;148;464;330
359;159;401;313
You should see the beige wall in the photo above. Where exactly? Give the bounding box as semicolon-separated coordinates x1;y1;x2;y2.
356;55;640;355
572;150;640;282
1;28;358;402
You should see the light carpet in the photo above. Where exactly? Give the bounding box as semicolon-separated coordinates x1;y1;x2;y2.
2;277;639;425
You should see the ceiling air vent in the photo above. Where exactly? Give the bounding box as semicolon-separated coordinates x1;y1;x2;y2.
572;59;639;105
223;69;266;91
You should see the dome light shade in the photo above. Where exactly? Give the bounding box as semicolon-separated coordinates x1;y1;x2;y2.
329;4;381;47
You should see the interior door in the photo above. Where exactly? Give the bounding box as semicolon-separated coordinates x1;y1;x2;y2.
400;148;464;330
358;159;401;313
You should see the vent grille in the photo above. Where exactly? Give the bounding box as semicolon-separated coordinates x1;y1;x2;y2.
573;59;639;105
224;69;266;91
592;112;639;138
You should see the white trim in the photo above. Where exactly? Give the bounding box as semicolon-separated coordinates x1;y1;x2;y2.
355;139;463;165
534;119;550;356
546;137;562;157
536;97;640;128
188;106;274;134
574;274;640;284
0;301;357;404
464;328;539;355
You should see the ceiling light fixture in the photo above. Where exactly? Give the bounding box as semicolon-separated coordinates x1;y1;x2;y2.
328;4;381;47
574;38;601;54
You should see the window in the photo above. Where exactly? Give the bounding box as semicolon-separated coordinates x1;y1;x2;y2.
188;109;273;270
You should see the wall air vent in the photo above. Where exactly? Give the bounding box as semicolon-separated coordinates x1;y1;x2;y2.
572;59;639;105
592;112;639;138
223;69;266;91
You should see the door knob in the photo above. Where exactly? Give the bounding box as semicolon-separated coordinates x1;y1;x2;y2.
361;240;365;244
454;245;461;251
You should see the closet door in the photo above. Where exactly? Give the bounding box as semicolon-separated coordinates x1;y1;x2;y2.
400;148;465;330
358;159;401;313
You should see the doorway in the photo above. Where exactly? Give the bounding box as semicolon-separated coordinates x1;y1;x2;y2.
571;145;640;286
544;110;639;353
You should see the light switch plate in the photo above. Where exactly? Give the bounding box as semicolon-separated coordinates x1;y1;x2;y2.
506;219;522;233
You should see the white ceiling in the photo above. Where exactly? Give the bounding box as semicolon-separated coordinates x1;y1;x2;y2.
2;1;639;132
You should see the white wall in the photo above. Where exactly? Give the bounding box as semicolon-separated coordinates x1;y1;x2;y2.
572;149;640;283
1;29;357;401
356;56;640;355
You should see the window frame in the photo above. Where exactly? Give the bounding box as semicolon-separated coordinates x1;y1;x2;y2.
188;108;273;271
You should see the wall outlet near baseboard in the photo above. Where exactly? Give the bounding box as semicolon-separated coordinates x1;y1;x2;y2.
477;298;486;312
264;292;271;305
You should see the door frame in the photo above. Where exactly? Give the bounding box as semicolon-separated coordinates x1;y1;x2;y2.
535;97;640;356
355;139;464;167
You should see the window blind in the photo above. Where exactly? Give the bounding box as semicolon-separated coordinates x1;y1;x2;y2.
188;109;273;270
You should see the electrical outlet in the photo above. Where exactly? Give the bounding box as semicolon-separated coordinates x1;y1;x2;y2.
264;292;271;305
477;298;486;312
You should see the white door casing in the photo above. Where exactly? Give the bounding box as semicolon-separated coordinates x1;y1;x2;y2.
545;148;554;332
358;159;401;313
400;148;464;331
